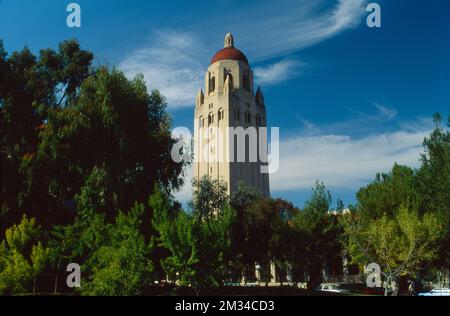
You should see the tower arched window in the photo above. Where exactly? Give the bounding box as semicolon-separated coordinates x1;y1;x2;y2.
242;69;251;92
199;116;204;127
224;72;233;87
256;114;262;126
245;111;251;124
208;112;214;125
218;108;224;121
209;76;216;94
234;108;240;122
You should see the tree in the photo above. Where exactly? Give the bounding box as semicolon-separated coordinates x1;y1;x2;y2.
153;177;234;295
48;166;116;271
148;184;185;282
49;168;156;296
344;207;442;295
345;114;450;293
31;68;183;227
229;182;262;281
236;197;297;284
415;113;450;279
1;41;184;233
0;215;49;295
1;39;185;295
190;176;228;220
291;182;343;289
0;40;93;232
151;187;197;288
80;203;154;296
356;164;420;221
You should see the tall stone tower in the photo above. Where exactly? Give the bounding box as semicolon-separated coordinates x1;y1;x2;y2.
193;33;270;197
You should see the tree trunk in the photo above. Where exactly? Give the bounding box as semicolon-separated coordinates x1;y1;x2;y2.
384;275;390;296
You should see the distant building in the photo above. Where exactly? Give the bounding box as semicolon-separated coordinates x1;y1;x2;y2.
193;33;270;197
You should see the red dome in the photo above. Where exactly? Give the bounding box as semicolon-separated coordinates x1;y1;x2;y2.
210;47;249;65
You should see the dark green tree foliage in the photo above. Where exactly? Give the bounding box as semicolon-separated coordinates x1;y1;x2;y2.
356;164;420;220
80;203;154;296
415;113;450;276
49;166;114;269
33;69;183;226
291;182;343;289
153;177;234;295
0;40;185;295
0;41;183;232
238;198;297;283
416;114;450;217
50;170;154;295
190;175;228;220
149;185;184;281
0;40;93;231
229;182;262;281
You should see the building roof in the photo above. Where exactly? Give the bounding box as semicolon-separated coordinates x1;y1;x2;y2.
210;33;249;65
210;47;249;65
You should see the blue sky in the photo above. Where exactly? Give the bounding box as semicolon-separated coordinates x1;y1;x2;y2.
0;0;449;208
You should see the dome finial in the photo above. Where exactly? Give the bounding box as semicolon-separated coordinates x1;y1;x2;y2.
224;33;234;48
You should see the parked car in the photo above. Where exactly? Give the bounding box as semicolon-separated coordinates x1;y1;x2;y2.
418;288;450;296
316;284;346;293
362;287;387;296
244;282;258;287
223;282;241;287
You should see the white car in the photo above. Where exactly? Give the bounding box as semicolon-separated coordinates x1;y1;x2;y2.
418;288;450;296
316;284;345;293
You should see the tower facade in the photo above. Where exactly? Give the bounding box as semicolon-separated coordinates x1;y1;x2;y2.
193;33;270;197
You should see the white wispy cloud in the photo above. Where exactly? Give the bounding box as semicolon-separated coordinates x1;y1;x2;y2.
254;59;303;85
174;116;432;204
291;104;402;137
233;0;368;61
271;130;429;193
295;114;319;133
374;104;397;121
174;128;429;204
119;0;368;108
119;31;206;108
